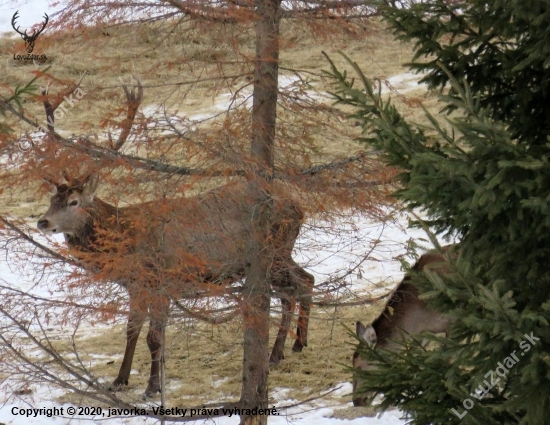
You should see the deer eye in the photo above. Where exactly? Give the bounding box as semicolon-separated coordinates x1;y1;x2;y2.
69;200;78;206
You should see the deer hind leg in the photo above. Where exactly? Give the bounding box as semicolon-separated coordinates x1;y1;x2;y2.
289;262;314;353
110;295;146;391
269;295;296;365
144;297;170;398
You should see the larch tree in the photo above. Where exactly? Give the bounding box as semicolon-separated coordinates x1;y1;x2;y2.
0;1;401;424
327;0;550;423
241;1;281;423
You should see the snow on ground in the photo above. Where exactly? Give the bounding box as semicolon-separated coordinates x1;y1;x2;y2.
2;4;430;423
295;212;438;296
0;210;449;424
122;68;426;157
134;74;306;138
1;0;425;156
379;72;427;95
1;404;406;425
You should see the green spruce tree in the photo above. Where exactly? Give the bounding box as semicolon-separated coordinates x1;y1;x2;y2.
327;1;550;423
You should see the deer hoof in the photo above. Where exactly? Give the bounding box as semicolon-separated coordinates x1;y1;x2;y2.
292;341;303;353
109;377;128;392
269;350;285;366
144;384;161;399
269;356;281;366
352;397;368;407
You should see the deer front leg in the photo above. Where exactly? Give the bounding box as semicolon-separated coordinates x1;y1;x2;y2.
110;308;145;391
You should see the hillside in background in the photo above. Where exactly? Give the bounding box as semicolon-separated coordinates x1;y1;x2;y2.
0;8;448;425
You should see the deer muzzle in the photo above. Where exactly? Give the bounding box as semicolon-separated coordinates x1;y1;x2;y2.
37;218;56;234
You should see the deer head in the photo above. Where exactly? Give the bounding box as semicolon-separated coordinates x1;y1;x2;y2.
12;11;49;54
352;321;377;407
351;248;454;407
37;172;99;236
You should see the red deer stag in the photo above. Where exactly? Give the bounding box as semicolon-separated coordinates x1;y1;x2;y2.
37;172;314;397
352;248;453;406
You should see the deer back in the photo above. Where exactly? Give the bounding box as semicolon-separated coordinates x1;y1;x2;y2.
38;177;303;284
370;250;451;348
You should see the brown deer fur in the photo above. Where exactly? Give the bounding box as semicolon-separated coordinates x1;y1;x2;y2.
37;173;314;397
352;248;452;406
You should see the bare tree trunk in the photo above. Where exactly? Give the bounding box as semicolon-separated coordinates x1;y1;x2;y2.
240;1;281;425
160;326;166;425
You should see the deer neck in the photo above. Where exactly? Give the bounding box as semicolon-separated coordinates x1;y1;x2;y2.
64;198;122;252
371;281;419;347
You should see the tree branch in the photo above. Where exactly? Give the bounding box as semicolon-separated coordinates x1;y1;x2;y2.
0;215;79;267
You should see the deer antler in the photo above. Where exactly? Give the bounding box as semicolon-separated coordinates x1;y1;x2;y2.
40;72;87;135
40;82;54;133
62;170;74;186
42;174;65;194
112;76;144;152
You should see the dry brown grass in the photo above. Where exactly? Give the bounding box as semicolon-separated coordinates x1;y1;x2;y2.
2;16;431;412
0;18;436;139
0;21;408;221
47;302;387;408
2;18;440;216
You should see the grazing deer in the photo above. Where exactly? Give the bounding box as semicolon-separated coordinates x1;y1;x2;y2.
37;172;314;397
352;248;452;406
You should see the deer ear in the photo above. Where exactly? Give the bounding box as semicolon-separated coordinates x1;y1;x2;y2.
43;178;58;195
356;321;367;337
363;325;377;348
356;321;377;347
82;172;99;197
